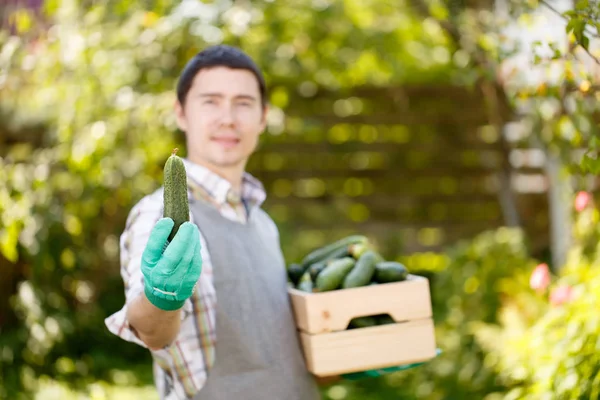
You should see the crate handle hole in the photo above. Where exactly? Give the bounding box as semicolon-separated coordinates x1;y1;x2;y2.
346;313;396;330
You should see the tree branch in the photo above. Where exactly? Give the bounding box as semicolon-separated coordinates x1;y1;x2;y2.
577;42;600;65
539;0;600;65
540;0;599;37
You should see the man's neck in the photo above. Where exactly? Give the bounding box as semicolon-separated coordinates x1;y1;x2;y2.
188;157;244;193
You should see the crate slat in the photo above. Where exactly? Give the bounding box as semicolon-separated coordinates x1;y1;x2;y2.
299;319;437;376
288;275;433;334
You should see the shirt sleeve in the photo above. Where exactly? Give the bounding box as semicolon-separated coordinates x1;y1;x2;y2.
105;190;217;398
104;190;199;348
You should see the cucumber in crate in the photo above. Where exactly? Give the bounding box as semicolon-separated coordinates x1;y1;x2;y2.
286;235;439;377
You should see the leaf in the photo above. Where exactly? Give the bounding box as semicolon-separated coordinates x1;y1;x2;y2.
575;0;589;10
570;19;590;50
581;35;590;50
581;152;600;175
552;49;563;60
566;17;583;34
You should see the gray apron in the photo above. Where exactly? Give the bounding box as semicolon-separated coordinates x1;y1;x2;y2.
189;198;321;400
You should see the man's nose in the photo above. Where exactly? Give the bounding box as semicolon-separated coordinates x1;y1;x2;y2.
219;103;235;126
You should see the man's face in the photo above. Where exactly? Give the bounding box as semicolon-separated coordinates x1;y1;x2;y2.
175;66;267;172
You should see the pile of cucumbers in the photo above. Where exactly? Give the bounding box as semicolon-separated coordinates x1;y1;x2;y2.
287;235;409;293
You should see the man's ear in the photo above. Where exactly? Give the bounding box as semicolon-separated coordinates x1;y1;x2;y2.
174;99;188;132
260;104;269;133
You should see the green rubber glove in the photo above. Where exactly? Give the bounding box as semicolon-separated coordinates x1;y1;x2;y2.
141;217;202;311
341;349;442;381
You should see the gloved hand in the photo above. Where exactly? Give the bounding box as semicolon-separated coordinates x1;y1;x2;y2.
141;217;202;311
341;349;442;381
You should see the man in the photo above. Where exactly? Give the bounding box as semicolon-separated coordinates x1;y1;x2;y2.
105;44;325;400
105;45;414;400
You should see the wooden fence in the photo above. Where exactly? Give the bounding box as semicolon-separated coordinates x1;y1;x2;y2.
248;84;550;261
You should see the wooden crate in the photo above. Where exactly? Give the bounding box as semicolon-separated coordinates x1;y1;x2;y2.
288;274;437;376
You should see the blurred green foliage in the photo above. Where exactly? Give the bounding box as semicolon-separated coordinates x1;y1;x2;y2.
473;194;600;399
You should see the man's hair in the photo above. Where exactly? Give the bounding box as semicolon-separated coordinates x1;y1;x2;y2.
176;44;268;108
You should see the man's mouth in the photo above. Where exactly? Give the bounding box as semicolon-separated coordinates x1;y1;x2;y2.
211;136;240;143
211;136;240;147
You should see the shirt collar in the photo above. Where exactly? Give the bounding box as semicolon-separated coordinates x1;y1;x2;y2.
181;157;266;207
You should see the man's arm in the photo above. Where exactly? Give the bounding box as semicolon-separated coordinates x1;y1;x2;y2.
126;293;182;350
117;196;183;350
105;192;203;353
124;217;201;350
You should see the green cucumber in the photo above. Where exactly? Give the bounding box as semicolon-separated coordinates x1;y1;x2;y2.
300;235;367;268
163;148;190;242
323;246;352;263
373;251;385;263
349;243;385;262
315;257;356;291
348;243;369;259
299;248;350;281
287;263;305;286
308;262;327;282
348;316;378;329
375;314;396;325
374;261;409;283
297;271;313;292
342;250;379;288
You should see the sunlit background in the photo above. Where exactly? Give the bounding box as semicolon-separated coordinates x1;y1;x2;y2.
2;0;600;399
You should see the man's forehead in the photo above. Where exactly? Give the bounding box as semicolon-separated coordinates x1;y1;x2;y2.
192;67;259;91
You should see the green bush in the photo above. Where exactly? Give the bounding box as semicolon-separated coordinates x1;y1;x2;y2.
474;259;600;399
320;227;539;400
473;194;600;400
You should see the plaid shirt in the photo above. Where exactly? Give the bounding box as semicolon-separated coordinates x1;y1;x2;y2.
104;158;268;400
